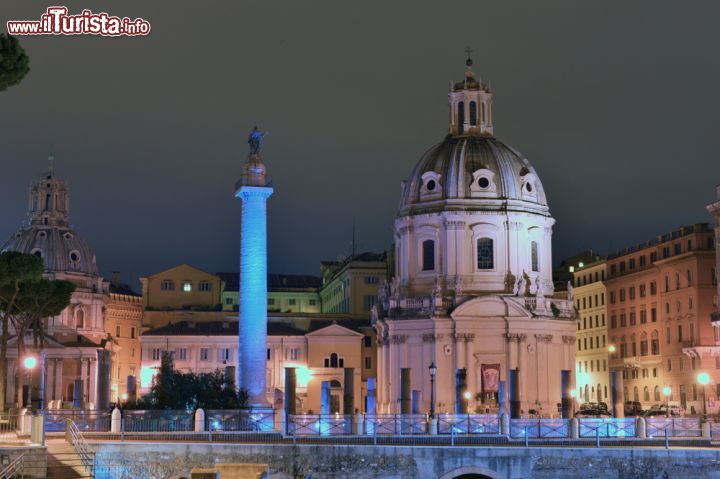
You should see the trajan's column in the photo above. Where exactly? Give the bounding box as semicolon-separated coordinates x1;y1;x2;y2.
235;127;272;407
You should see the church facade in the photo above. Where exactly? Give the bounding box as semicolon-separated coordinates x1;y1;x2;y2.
1;160;142;409
373;59;578;416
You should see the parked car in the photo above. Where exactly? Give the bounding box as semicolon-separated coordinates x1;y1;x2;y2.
575;402;612;418
643;404;681;417
624;401;643;416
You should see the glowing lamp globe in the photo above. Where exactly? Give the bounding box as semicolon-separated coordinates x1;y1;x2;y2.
698;372;710;385
662;386;671;397
23;356;37;370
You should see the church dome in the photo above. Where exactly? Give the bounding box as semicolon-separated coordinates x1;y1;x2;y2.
399;135;550;216
1;158;99;277
3;225;98;276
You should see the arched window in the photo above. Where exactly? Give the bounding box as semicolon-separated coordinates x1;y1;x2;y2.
633;386;639;402
481;102;486;123
457;101;465;135
422;240;435;271
643;386;650;402
469;101;477;126
476;238;494;269
531;241;539;272
330;353;338;368
75;309;84;329
654;386;661;402
597;384;602;400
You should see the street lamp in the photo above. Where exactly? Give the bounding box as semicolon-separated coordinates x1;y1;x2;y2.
698;372;710;421
23;355;37;410
608;345;616;354
429;362;437;419
662;386;671;418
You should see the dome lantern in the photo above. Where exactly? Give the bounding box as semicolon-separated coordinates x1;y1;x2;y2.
449;53;493;137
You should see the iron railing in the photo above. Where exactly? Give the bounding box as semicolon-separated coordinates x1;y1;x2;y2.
121;409;194;432
438;414;500;435
364;414;428;435
0;454;25;479
0;414;25;444
510;418;568;438
289;414;354;436
206;409;275;432
42;409;110;432
646;417;701;437
578;418;636;438
69;420;96;477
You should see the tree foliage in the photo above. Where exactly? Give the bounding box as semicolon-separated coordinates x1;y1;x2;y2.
126;353;248;410
0;251;75;410
0;34;30;92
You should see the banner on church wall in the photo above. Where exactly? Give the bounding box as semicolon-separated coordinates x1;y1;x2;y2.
481;363;501;393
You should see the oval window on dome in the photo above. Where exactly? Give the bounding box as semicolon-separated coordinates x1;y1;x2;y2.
37;231;47;239
31;248;43;258
426;179;436;191
64;232;74;240
69;251;80;263
526;183;533;193
478;177;490;189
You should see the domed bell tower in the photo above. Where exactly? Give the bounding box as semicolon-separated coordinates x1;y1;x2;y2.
28;154;70;227
448;54;494;137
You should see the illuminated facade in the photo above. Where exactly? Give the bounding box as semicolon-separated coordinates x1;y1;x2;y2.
607;223;718;413
319;253;388;316
709;184;720;328
139;320;366;413
1;160;142;408
140;264;223;311
373;59;577;416
572;260;610;404
219;272;322;314
235;152;273;407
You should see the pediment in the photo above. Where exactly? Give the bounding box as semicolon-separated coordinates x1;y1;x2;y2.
451;295;532;319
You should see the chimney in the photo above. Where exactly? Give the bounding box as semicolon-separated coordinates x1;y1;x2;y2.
111;271;120;287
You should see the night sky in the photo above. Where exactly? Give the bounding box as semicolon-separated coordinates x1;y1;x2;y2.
2;1;719;289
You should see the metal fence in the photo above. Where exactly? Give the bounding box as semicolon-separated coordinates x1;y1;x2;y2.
510;418;568;438
121;409;194;432
206;409;275;432
0;414;25;445
646;417;702;438
289;414;354;436
578;418;636;438
364;414;428;435
438;414;499;435
41;409;111;432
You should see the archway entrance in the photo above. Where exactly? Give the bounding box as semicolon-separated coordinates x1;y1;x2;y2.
438;467;500;479
454;475;493;479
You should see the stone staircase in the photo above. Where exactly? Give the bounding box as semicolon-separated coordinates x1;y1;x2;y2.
46;440;93;478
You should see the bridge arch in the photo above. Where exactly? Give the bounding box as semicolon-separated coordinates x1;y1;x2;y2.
437;466;501;479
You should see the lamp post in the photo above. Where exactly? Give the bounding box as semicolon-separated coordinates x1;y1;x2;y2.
698;372;710;421
429;362;437;419
662;386;672;418
23;355;37;411
569;389;577;417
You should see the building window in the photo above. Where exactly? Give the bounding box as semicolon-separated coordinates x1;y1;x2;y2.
365;357;372;369
288;298;297;306
200;348;209;361
182;281;192;292
363;295;378;311
422;239;435;271
531;241;539;272
199;281;212;292
640;309;647;324
309;299;317;306
116;325;121;337
177;348;187;361
650;281;657;295
651;308;657;322
151;348;161;360
629;287;635;300
667;359;672;372
268;298;275;306
75;309;85;329
639;284;646;297
477;238;494;269
364;276;379;284
651;338;659;355
469;101;477;126
220;348;231;362
620;313;626;327
225;297;233;305
160;280;175;291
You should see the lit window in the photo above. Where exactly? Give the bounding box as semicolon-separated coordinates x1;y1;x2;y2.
183;281;192;292
531;241;539;272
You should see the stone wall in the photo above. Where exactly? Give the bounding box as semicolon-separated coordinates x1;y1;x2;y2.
0;445;46;478
89;442;720;479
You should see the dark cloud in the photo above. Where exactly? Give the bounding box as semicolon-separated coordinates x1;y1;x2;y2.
1;1;719;288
